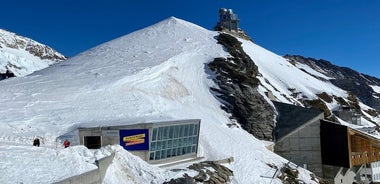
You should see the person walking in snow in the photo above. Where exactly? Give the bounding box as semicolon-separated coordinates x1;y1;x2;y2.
63;139;70;148
33;138;40;147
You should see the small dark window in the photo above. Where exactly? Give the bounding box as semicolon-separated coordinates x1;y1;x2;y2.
84;136;101;149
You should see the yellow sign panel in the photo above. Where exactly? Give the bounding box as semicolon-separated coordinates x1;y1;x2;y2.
122;133;146;146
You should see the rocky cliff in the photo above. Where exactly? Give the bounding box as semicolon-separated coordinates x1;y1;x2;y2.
208;33;275;141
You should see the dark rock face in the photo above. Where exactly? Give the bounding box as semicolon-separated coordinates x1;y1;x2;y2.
285;55;380;111
0;70;15;80
163;174;196;184
208;33;275;141
165;160;234;184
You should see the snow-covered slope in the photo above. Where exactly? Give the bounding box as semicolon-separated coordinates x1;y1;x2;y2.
240;39;346;104
0;17;320;184
0;29;66;78
237;39;380;126
284;55;380;111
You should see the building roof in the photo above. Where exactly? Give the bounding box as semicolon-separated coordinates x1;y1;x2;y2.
77;119;201;129
273;101;323;142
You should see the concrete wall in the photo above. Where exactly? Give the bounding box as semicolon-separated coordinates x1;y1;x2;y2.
275;118;323;177
54;153;115;184
322;165;341;183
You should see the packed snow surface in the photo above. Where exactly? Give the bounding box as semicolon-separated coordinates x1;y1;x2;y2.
239;38;347;105
371;85;380;94
0;17;318;183
294;62;333;80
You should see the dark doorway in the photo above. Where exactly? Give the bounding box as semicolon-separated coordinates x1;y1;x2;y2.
84;136;101;149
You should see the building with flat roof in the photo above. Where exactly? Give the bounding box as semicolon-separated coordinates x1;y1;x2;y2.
273;101;380;183
334;105;362;125
78;119;201;164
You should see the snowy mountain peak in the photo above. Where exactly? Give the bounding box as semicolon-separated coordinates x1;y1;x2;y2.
1;17;379;184
0;28;66;78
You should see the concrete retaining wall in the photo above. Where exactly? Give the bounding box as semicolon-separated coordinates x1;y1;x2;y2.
54;152;115;184
275;118;324;177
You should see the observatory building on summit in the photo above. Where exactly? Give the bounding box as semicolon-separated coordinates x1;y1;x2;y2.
215;8;240;32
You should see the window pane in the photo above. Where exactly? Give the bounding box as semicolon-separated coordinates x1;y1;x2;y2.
184;125;189;136
167;149;172;158
163;127;169;139
168;140;172;148
158;127;164;140
194;124;199;135
151;142;156;151
174;126;179;138
162;140;167;149
192;145;196;153
150;152;155;160
177;147;182;155
155;151;161;160
179;138;184;146
152;128;157;141
161;150;167;159
157;142;161;150
179;126;184;137
169;126;174;138
184;137;189;146
183;137;189;146
189;124;194;136
186;146;191;154
193;136;198;144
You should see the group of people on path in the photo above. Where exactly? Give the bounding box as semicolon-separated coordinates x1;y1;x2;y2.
32;137;70;148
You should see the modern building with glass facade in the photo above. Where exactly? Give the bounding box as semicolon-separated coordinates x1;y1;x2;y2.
77;119;201;164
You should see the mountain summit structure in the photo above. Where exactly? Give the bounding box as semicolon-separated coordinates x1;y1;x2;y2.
215;8;240;32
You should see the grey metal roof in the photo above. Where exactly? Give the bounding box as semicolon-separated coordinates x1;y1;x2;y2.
273;101;323;142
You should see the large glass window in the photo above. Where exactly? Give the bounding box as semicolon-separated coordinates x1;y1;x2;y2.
149;123;200;161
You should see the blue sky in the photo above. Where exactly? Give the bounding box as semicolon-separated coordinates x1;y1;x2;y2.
1;0;379;78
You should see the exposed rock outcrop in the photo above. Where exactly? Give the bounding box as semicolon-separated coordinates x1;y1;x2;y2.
165;159;234;184
284;55;380;111
208;33;275;141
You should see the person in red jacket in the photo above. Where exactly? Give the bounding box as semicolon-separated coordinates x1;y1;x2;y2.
63;139;70;148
